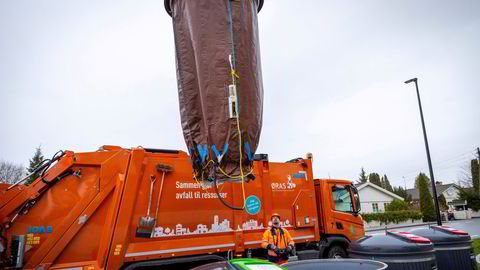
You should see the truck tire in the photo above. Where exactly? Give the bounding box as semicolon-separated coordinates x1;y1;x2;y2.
327;245;347;258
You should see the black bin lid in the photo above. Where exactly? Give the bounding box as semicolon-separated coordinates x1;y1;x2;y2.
349;231;434;255
409;225;471;245
283;259;387;270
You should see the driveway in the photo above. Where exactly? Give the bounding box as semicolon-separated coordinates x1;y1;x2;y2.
366;218;480;239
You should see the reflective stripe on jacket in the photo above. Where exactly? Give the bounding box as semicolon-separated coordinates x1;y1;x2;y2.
261;227;294;257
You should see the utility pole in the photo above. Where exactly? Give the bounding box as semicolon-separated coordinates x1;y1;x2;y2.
477;147;480;196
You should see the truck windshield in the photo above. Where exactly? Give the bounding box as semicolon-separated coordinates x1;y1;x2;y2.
332;185;353;212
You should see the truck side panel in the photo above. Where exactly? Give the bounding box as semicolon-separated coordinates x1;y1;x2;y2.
120;152;319;264
1;148;322;270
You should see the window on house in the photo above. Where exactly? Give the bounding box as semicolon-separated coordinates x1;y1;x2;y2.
372;203;379;213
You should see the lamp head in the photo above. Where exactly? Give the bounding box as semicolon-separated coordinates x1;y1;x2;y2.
404;78;418;84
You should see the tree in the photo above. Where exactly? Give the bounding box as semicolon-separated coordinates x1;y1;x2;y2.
393;186;406;198
385;199;409;211
0;161;25;184
368;173;382;187
393;186;413;203
357;167;368;184
415;172;431;188
458;189;480;211
438;194;448;211
417;173;435;222
471;159;479;196
456;156;480;211
381;174;393;192
26;146;45;185
456;156;478;189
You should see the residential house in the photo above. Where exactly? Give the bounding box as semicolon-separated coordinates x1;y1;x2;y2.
406;182;461;207
356;180;404;213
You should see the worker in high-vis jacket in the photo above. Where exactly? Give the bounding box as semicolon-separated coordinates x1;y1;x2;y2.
261;213;295;263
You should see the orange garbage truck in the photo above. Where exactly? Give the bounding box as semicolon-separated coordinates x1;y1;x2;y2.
0;146;364;269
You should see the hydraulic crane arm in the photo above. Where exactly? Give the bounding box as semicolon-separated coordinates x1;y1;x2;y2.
0;151;75;229
0;147;131;269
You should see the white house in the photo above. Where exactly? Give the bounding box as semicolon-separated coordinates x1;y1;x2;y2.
356;180;404;213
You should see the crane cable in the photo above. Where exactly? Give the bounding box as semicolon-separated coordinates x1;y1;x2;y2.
193;0;253;210
211;0;247;210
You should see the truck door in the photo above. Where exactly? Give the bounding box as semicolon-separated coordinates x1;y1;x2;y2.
328;184;362;240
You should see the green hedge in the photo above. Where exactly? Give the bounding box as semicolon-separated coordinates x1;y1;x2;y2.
362;210;423;224
385;199;410;211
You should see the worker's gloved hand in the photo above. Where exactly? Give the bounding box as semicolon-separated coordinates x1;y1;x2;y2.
287;245;295;255
267;244;277;250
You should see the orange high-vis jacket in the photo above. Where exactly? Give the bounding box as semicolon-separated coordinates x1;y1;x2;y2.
261;227;294;257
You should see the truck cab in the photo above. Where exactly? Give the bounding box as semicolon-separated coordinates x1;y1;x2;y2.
313;179;364;258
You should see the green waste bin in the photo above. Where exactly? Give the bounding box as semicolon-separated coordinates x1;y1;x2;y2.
191;258;284;270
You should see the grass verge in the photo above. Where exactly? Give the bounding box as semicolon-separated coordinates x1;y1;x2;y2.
473;239;480;268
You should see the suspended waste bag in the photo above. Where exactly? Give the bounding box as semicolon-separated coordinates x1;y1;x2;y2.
165;0;264;182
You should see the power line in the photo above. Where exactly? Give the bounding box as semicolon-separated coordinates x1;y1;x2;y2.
390;148;476;180
389;148;477;187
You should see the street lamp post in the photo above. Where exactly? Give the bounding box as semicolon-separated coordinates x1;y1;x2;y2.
404;78;442;226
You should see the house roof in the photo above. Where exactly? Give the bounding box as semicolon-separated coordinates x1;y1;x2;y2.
405;183;459;201
356;182;404;200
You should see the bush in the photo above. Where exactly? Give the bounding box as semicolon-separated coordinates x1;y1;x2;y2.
385;199;410;211
458;189;480;211
362;210;423;225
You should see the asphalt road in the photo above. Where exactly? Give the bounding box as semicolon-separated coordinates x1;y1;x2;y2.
366;218;480;239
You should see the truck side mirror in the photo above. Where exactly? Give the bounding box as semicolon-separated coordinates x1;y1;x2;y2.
350;185;362;214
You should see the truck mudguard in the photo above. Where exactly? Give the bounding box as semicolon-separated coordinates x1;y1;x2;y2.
319;235;351;258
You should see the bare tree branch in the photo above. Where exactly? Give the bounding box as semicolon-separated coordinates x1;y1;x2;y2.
0;160;25;184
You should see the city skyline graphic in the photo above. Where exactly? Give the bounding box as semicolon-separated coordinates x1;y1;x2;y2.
152;215;292;238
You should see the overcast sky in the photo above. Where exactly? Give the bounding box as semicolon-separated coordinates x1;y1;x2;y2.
1;0;479;189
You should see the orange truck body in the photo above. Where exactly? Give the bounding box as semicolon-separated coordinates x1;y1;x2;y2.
0;146;364;269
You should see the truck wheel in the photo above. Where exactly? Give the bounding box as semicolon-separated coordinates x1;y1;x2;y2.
327;245;347;258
